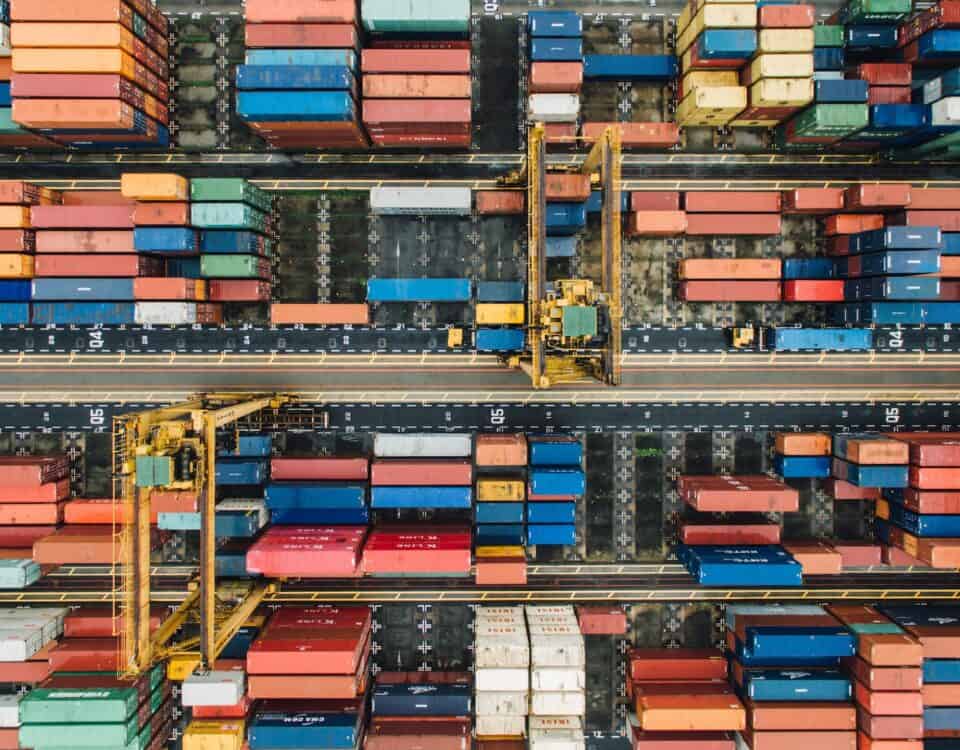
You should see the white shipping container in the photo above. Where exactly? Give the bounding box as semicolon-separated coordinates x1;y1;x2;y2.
477;606;526;621
531;667;586;691
474;691;529;716
530;716;583;731
0;611;62;642
528;94;580;123
0;607;68;634
135;302;197;326
531;635;586;668
369;187;472;215
0;25;9;56
531;690;586;716
812;71;844;81
932;97;960;126
373;433;472;458
0;695;19;728
475;667;529;691
0;626;43;662
525;605;578;621
724;604;823;630
529;730;587;750
925;76;944;105
215;498;269;529
475;641;531;668
475;714;526;737
182;670;246;707
528;621;582;636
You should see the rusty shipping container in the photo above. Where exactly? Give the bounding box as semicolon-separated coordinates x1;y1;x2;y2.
36;230;134;253
530;62;584;93
34;254;162;277
475;191;525;215
361;49;471;74
362;74;472;99
681;280;782;301
245;23;359;48
581;121;681;147
782;187;846;213
684;191;781;213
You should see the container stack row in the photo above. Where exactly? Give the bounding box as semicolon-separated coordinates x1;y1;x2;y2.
528;435;584;548
9;0;171;148
528;10;583;146
267;454;369;527
370;432;473;512
475;279;526;352
0;1;50;147
474;605;530;741
474;433;528;584
239;0;366;149
368;671;472;749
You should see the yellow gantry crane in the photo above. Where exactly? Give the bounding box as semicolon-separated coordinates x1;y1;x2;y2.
113;393;292;678
509;123;623;389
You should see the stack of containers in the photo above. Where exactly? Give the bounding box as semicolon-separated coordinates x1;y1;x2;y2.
20;662;172;750
782;255;844;303
525;605;586;749
624;189;687;238
238;0;366;149
268;454;370;526
361;0;472;148
368;671;472;749
726;605;856;750
212;435;271;541
247;612;368;750
475;279;526;353
861;62;912;106
370;432;472;512
0;456;67;570
0;180;60;324
182;661;248;744
121;172;208;325
0;14;56;149
832;433;909;494
9;0;171;148
527;10;582;144
545;173;588;242
246;524;368;578
737;3;815;128
774;432;833;480
474;606;530;742
680;259;783;303
474;433;528;583
675;0;754;127
827;604;926;749
918;65;960;155
527;435;584;548
361;524;471;576
878;604;960;743
190;178;273;308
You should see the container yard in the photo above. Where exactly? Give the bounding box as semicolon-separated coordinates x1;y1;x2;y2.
4;0;960;750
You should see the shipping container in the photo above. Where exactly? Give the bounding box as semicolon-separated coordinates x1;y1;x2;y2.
768;327;873;350
374;433;472;458
529;93;580;122
528;10;582;37
369;186;471;215
529;62;583;93
685;213;781;235
246;23;359;49
581;121;680;148
682;280;782;301
583;54;678;80
680;258;781;279
530;38;583;62
367;278;471;302
361;0;470;33
476;327;525;351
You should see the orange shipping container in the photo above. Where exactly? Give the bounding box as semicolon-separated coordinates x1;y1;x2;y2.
475;191;525;215
36;230;133;253
857;633;924;666
845;439;909;465
741;730;855;750
776;432;832;456
121;173;189;202
759;4;816;26
545;173;591;202
0;181;59;205
682;280;782;302
784;541;842;575
270;303;370;325
923;684;960;706
847;184;912;209
626;211;687;236
33;527;117;565
245;0;357;23
12;48;138;76
910;466;960;489
907;188;960;209
362;99;471;124
685;213;782;235
581;121;680;148
475;557;527;585
0;503;62;525
684;192;781;213
361;49;471;74
854;682;923;716
64;498;135;525
475;434;527;467
133;203;190;226
544;123;577;144
133;278;206;301
12;99;137;130
782;187;846;214
825;214;885;235
0;254;33;278
910;537;960;569
680;258;781;280
362;74;471;99
245;23;359;49
637;693;746;732
747;700;856;731
0;206;31;228
530;62;584;93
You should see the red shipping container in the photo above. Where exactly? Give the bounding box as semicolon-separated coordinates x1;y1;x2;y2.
854;682;923;716
31;204;134;229
681;280;782;302
64;606;164;638
784;280;845;302
63;497;143;525
629;648;728;681
679;475;799;512
0;478;69;503
245;0;357;23
270;457;369;481
133;278;205;301
0;455;68;485
192;695;254;719
825;214;884;235
897;488;960;514
248;668;367;700
910;466;960;489
543;122;578;144
0;502;62;525
49;638;121;672
629;728;734;749
267;604;371;630
858;64;912;86
890;210;960;231
36;230;134;253
680;524;781;545
370;460;472;486
685;214;781;235
856;710;923;740
34;254;162;277
245;23;358;49
684;192;781;213
363;74;471;99
0;525;56;548
150;490;199;515
847;184;912;209
361;49;470;74
906;188;960;209
782;187;846;214
631;191;681;211
545;173;591;202
746;700;856;731
208;280;271;302
899;437;960;466
783;541;842;575
759;3;815;26
827;479;880;500
882;545;927;567
868;86;912;105
827;236;852;256
626;211;687;236
475;191;525;215
133;202;190;226
740;730;855;750
911;538;960;569
60;190;133;206
245;526;366;578
576;606;627;634
361;525;471;575
32;525;132;565
680;258;781;279
530;62;584;93
363;99;471;125
581;121;680;148
833;542;883;567
843;657;922;691
247;636;368;675
0;230;35;252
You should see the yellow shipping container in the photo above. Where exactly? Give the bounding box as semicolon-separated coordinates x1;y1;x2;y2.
676;86;747;126
12;48;137;78
750;78;814;107
747;54;814;82
677;5;758;53
476;303;525;325
121;173;189;202
476;545;525;558
759;28;815;53
682;70;739;93
183;720;245;750
0;206;31;228
477;478;525;502
0;254;33;278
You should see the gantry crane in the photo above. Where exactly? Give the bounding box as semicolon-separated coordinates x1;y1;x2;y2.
506;123;622;389
113;393;294;679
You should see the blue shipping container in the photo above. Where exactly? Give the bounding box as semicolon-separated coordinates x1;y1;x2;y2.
942;233;960;255
477;280;525;302
220;625;258;657
367;278;471;303
244;48;356;67
585;190;630;214
0;303;29;324
814;79;869;103
839;460;909;488
200;231;264;254
530;38;583;62
265;482;366;509
249;703;363;749
529;439;583;466
745;626;856;660
846;25;898;48
476;503;525;524
528;10;582;37
215;459;266;485
529;469;586;496
846;277;941;301
218;434;272;458
527;524;576;546
133;227;198;253
546;235;577;257
237;91;355;122
858;302;925;324
886;502;960;537
768;328;873;352
583;54;679;80
236;65;355;90
371;486;472;509
922;302;960;324
857;250;941;276
476;328;526;351
32;278;134;301
527;501;577;524
744;669;852;702
725;604;827;632
814;47;845;70
924;707;960;731
918;30;960;59
216;551;252;579
474;524;525;546
0;83;10;108
371;683;472;716
167;258;202;279
783;257;836;279
854;226;943;252
679;545;803;588
31;302;135;325
157;511;261;537
0;280;31;302
697;30;757;59
775;455;832;479
925;660;960;684
859;104;927;139
270;507;370;525
546;202;587;235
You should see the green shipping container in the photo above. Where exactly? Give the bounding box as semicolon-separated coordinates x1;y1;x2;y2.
561;305;598;339
32;721;154;750
906;128;960;157
773;126;836;151
20;687;140;724
191;203;268;232
361;0;470;33
813;24;844;47
842;0;912;23
19;712;141;747
134;455;173;488
200;254;265;279
791;104;868;137
190;178;271;212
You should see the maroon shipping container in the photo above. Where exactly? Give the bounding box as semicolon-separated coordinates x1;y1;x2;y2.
35;230;134;253
629;648;728;682
576;606;627;635
0;525;57;548
825;236;851;256
897;436;960;466
680;524;782;545
782;187;846;213
684;214;782;235
759;3;815;26
858;63;912;86
245;23;359;49
681;280;782;302
270;457;369;481
31;205;134;229
846;183;911;209
868;86;912;104
370;461;472;486
679;475;799;512
475;191;525;215
369;134;471;148
362;99;471;124
891;210;960;231
631;192;681;211
0;230;35;252
361;49;471;74
897;488;960;514
208;280;271;302
629;729;734;750
48;638;121;673
784;280;845;302
34;254;162;277
683;191;781;213
581;121;680;148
